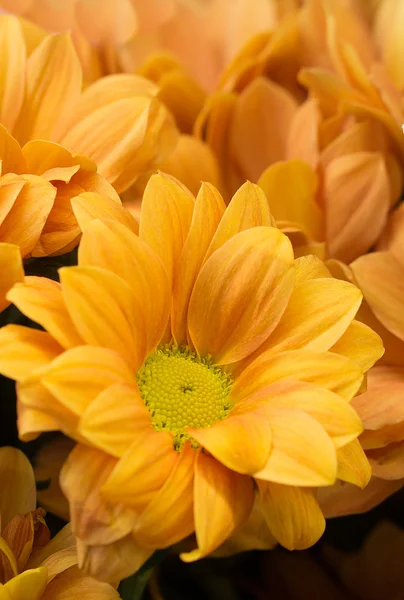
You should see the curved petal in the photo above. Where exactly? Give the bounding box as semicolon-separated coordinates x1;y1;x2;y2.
293;255;331;285
181;453;254;562
337;439;371;488
4;567;47;600
59;266;147;369
6;277;83;349
0;125;25;174
71;192;139;235
257;481;325;550
367;442;404;480
0;243;24;312
330;320;384;371
0;16;26;133
0;447;36;529
41;564;120;599
60;444;137;545
188;227;295;365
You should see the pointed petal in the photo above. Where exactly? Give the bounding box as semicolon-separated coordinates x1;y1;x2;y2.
0;125;25;174
139;172;194;286
6;276;83;349
331;320;385;371
337;439;371;488
133;443;196;548
233;349;363;402
71;192;138;235
59;266;146;369
189;227;294;364
42;346;135;416
0;16;26;132
257;481;325;550
181;453;254;562
261;278;362;354
78;383;151;457
60;444;137;545
0;243;24;311
254;409;337;486
0;324;62;381
78;220;169;353
293;255;331;286
101;430;177;512
172;181;225;344
14;33;82;144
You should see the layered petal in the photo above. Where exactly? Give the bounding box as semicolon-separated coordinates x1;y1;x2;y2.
330;320;385;371
0;244;24;311
41;564;120;599
71;192;139;235
0;16;26;132
337;439;371;488
0;447;36;529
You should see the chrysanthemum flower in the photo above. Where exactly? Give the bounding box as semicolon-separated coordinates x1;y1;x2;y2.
0;174;383;581
0;446;119;598
0;14;178;194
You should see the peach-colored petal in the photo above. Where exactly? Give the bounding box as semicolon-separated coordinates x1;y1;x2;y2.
377;203;404;262
330;320;385;371
78;219;169;353
172;181;225;344
351;251;404;342
181;453;254;561
367;442;404;480
0;243;24;312
0;324;62;381
60;444;137;545
0;16;26;133
41;346;135;416
59;266;146;369
0;446;36;529
133;443;195;548
189;227;294;364
286;98;321;169
101;430;177;512
6;277;83;349
254;409;337;486
258;481;325;550
71;192;139;235
336;439;371;488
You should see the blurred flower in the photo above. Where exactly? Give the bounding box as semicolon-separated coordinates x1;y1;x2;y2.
0;446;119;598
0;174;383;581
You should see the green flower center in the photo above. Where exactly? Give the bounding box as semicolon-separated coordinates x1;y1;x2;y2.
137;344;233;449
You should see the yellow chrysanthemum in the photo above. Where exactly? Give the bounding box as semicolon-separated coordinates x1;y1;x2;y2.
0;446;119;599
0;174;383;582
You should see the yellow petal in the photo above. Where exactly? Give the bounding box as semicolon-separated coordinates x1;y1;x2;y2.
205;181;276;261
260;278;362;354
172;181;225;344
0;125;25;174
0;16;26;133
233;349;363;402
42;346;135;416
133;443;195;548
78;383;151;457
181;453;254;562
4;567;47;600
78;219;169;353
351;251;404;342
7;277;83;349
22;139;96;178
189;227;294;365
0;324;62;381
0;446;36;529
257;481;325;550
139;172;194;286
14;32;82;145
71;192;138;235
331;319;384;371
16;401;60;443
41;563;120;598
59;266;147;369
60;444;137;545
101;430;177;512
258;159;323;241
337;439;371;488
0;243;24;312
254;409;337;486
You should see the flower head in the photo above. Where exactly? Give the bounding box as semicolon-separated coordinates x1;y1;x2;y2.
0;174;383;580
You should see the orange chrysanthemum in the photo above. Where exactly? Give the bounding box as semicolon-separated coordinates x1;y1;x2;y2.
0;174;383;581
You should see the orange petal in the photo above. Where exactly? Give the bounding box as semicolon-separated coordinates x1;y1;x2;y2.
286;98;321;169
14;32;82;145
172;181;225;344
0;324;62;381
101;430;177;512
351;251;404;342
7;276;83;349
0;447;36;529
0;16;26;133
78;219;169;353
293;254;331;285
71;192;139;235
257;481;325;550
133;443;196;548
60;444;137;545
41;563;120;599
377;203;404;261
59;266;147;369
233;349;363;402
260;278;362;355
139;172;194;286
324;152;390;263
337;439;371;488
0;125;25;174
330;319;384;371
367;442;404;480
17;401;61;442
0;243;24;312
181;453;254;562
189;227;294;365
42;346;135;416
254;409;337;486
78;383;152;458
